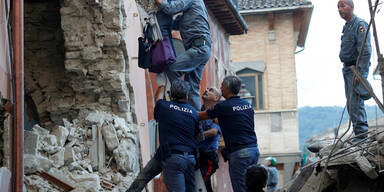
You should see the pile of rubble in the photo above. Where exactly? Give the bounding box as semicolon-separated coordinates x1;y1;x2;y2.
24;109;140;192
282;129;384;192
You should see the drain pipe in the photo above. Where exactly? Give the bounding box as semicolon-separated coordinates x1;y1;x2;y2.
295;47;305;54
11;0;24;191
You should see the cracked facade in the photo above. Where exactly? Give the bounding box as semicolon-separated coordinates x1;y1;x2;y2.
0;0;246;191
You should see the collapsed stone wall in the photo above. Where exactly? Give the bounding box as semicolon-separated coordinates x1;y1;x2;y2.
24;110;139;191
23;0;142;191
24;0;75;128
60;0;134;120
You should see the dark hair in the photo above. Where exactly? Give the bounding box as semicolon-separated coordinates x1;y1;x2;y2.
170;80;191;101
223;75;242;95
246;164;268;192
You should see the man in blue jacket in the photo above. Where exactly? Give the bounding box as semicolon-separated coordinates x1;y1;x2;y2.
199;76;260;192
338;0;372;142
155;0;211;111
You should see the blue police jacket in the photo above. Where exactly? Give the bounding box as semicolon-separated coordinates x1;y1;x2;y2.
154;100;199;153
206;96;258;153
339;15;371;68
159;0;211;48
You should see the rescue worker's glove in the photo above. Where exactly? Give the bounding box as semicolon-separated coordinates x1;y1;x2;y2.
156;72;167;86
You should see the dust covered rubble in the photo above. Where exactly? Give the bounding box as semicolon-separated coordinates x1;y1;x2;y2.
24;109;140;192
281;129;384;192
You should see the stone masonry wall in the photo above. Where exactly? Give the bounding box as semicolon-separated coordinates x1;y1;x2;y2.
23;0;142;191
60;0;134;121
24;0;75;128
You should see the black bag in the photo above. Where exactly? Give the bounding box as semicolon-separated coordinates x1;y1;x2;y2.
138;22;153;69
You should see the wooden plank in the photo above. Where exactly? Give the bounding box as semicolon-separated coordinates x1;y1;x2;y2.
36;171;75;192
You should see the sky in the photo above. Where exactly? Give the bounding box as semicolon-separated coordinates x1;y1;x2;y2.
296;0;384;107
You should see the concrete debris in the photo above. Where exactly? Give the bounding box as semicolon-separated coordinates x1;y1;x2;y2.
84;110;113;127
37;155;54;172
32;124;50;136
24;110;140;191
113;139;139;173
48;167;76;186
375;130;384;143
319;147;359;167
378;143;384;155
355;156;378;180
23;0;140;190
286;130;384;192
24;130;39;155
102;123;120;151
42;134;58;146
25;174;61;192
89;125;106;171
64;146;76;165
51;126;69;147
299;169;336;192
50;147;65;168
71;173;101;191
318;140;344;157
35;170;75;191
62;118;72;129
24;154;40;174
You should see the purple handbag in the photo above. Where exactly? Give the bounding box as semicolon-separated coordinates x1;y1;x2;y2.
150;37;176;73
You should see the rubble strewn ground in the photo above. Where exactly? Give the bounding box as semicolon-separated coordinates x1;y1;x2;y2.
282;128;384;192
24;109;140;192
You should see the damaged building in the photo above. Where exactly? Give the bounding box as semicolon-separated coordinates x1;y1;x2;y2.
0;0;248;191
283;116;384;191
2;0;147;191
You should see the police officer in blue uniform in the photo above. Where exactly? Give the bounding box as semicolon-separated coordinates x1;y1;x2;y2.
154;79;199;192
200;76;260;192
155;0;211;111
338;0;372;141
127;86;222;192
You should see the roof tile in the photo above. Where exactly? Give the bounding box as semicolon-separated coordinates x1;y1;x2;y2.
239;0;312;11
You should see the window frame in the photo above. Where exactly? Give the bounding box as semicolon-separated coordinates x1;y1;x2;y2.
237;72;264;110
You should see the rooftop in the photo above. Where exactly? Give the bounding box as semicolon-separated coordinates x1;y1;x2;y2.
238;0;312;12
204;0;248;35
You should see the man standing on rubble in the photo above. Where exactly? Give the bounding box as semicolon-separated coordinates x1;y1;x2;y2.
154;0;211;111
338;0;372;141
199;76;259;192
